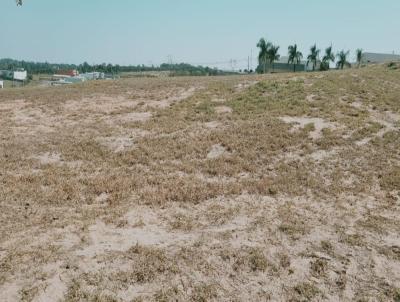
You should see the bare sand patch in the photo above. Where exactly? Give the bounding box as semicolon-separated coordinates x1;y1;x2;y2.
32;273;67;302
144;87;197;109
11;107;57;135
203;121;222;129
280;116;337;139
96;129;151;155
95;192;110;203
0;99;28;112
215;106;233;114
97;136;135;152
115;111;152;123
234;81;258;92
63;95;138;114
211;97;226;103
207;144;228;159
356;109;400;145
76;217;193;258
349;99;363;109
309;148;340;162
35;152;62;165
33;152;82;168
306;94;317;102
0;283;20;302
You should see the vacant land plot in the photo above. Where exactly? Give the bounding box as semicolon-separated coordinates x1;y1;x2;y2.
1;64;400;301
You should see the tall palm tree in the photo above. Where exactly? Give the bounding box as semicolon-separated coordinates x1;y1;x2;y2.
268;45;280;73
307;44;320;71
288;44;303;72
336;50;351;69
257;38;272;74
321;45;335;70
356;49;363;67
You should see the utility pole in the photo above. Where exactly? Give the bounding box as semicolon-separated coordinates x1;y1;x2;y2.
167;55;173;65
250;49;253;72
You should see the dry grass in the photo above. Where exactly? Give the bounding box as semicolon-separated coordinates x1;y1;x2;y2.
1;65;400;301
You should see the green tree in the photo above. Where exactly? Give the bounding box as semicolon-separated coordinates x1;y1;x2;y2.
257;38;272;74
288;44;303;72
268;45;280;73
356;49;363;67
336;50;351;69
307;44;320;71
321;45;335;71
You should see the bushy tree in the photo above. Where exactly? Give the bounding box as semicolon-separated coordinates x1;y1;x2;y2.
336;50;351;69
288;44;303;72
320;45;335;71
307;44;320;71
268;45;280;73
356;49;363;67
257;38;272;74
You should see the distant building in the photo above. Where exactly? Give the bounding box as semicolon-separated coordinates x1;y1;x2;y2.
52;76;86;86
0;80;3;89
0;69;27;81
362;52;400;64
257;56;314;73
63;77;86;84
55;69;79;77
80;72;105;80
13;70;27;81
51;71;106;86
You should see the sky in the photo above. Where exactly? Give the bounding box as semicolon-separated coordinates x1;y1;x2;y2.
1;0;400;70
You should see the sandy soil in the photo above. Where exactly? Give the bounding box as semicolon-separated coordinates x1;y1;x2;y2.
1;66;400;301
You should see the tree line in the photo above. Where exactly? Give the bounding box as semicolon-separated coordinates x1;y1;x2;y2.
0;59;228;76
257;38;364;73
0;58;119;74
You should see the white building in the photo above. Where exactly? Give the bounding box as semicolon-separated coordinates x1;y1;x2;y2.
13;70;27;81
80;72;105;80
0;80;3;89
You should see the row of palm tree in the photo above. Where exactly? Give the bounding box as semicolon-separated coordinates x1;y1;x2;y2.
257;38;364;73
307;44;320;71
288;44;303;72
257;38;280;73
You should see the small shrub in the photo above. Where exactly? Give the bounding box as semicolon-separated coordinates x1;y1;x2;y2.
310;258;328;277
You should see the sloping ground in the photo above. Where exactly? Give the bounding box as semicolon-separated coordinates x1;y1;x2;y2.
0;65;400;301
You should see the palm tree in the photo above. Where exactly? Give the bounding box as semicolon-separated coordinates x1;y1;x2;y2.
356;49;363;67
268;45;280;73
257;38;272;74
321;45;335;70
336;50;351;69
288;44;303;72
307;44;320;71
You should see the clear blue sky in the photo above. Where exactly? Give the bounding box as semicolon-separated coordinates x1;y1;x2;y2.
1;0;399;69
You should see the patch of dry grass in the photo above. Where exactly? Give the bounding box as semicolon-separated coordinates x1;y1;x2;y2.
1;65;400;301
